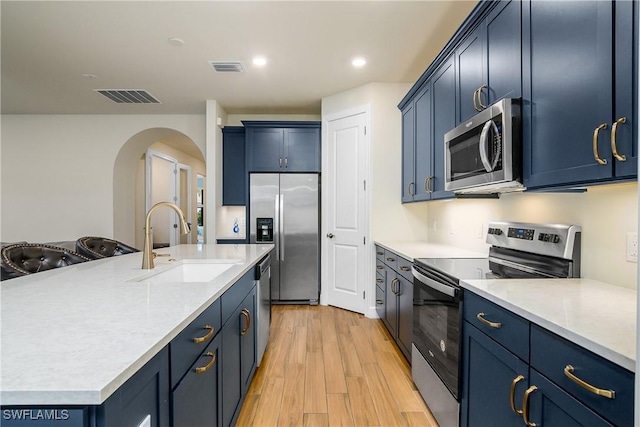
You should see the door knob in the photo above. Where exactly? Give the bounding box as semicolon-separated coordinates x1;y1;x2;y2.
326;233;335;239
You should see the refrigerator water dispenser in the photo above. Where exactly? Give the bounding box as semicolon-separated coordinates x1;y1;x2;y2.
256;218;274;242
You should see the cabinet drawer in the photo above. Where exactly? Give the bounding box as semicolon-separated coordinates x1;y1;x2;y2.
375;245;385;262
530;325;634;426
170;299;221;389
397;256;413;280
221;269;255;325
375;271;385;288
383;249;398;270
463;291;529;361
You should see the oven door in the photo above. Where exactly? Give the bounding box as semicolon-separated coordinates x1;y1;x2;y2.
412;265;462;399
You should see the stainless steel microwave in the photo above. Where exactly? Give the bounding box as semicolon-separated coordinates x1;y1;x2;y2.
444;98;523;194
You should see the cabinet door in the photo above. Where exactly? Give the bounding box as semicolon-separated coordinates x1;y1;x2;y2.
414;83;433;201
485;0;522;104
284;128;320;172
401;103;415;203
384;267;398;338
98;347;170;427
396;275;413;361
172;335;222;427
222;304;243;427
526;370;613;427
461;323;528;427
612;0;638;179
246;128;284;172
522;0;614;188
240;287;257;395
222;127;246;206
456;25;486;124
431;57;456;200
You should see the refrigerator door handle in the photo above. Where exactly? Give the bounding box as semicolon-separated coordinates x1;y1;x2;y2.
274;194;280;261
280;194;285;261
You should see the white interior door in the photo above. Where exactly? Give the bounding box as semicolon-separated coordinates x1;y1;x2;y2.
324;109;369;314
177;163;192;244
146;149;178;247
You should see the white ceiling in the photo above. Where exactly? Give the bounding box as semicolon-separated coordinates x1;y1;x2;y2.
1;1;478;115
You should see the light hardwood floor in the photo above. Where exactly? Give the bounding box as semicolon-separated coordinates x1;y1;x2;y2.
236;305;439;427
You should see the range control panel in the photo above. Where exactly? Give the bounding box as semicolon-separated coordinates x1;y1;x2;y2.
486;221;582;260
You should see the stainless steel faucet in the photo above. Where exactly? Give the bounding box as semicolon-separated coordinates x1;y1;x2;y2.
142;202;191;269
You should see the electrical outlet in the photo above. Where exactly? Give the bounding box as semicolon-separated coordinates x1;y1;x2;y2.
626;232;638;263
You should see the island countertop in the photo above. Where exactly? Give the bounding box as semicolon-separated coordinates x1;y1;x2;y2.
0;243;274;406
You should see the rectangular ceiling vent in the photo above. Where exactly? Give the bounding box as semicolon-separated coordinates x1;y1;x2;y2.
209;61;245;73
94;89;161;104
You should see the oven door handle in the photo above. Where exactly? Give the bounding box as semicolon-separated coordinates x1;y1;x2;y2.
412;267;458;298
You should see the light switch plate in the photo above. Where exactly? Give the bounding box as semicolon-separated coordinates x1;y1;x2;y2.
626;232;637;263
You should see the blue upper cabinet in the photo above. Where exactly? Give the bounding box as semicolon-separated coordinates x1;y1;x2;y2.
456;0;522;124
244;121;321;173
522;0;637;188
401;82;434;203
431;56;456;200
222;126;246;206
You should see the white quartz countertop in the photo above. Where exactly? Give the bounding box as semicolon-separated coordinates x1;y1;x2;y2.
375;240;487;261
0;243;274;406
461;278;637;372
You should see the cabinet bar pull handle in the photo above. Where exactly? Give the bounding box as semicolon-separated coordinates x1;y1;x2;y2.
376;278;384;283
240;308;251;336
386;257;395;262
376;251;384;256
509;375;525;415
376;299;383;305
376;265;384;270
477;85;488;109
473;88;481;112
564;365;615;399
476;312;502;329
522;385;538;427
592;123;608;165
193;325;214;344
285;157;288;168
195;351;217;374
400;266;410;271
424;176;434;194
279;157;283;168
408;182;415;197
611;117;627;161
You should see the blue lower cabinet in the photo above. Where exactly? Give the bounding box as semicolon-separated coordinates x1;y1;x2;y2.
461;322;528;427
171;334;222;427
526;369;613;427
222;285;257;427
98;347;171;427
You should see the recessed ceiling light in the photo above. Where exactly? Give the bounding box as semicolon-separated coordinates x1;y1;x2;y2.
352;57;367;67
252;57;267;67
168;37;185;47
82;74;97;79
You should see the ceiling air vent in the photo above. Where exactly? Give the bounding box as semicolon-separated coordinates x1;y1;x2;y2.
94;89;160;104
209;61;245;73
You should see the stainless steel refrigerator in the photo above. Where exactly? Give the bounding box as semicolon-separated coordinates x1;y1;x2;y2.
249;173;320;304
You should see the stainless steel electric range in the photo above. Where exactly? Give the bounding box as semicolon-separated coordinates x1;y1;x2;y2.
411;221;582;427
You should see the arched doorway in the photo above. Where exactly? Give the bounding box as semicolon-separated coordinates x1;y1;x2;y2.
113;128;205;249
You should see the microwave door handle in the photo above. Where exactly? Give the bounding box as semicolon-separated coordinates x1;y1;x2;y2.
479;119;500;172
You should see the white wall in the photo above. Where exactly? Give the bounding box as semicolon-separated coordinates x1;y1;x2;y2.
321;82;430;241
427;182;638;289
1;114;204;244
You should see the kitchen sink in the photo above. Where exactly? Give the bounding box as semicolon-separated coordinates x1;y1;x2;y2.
133;260;240;284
